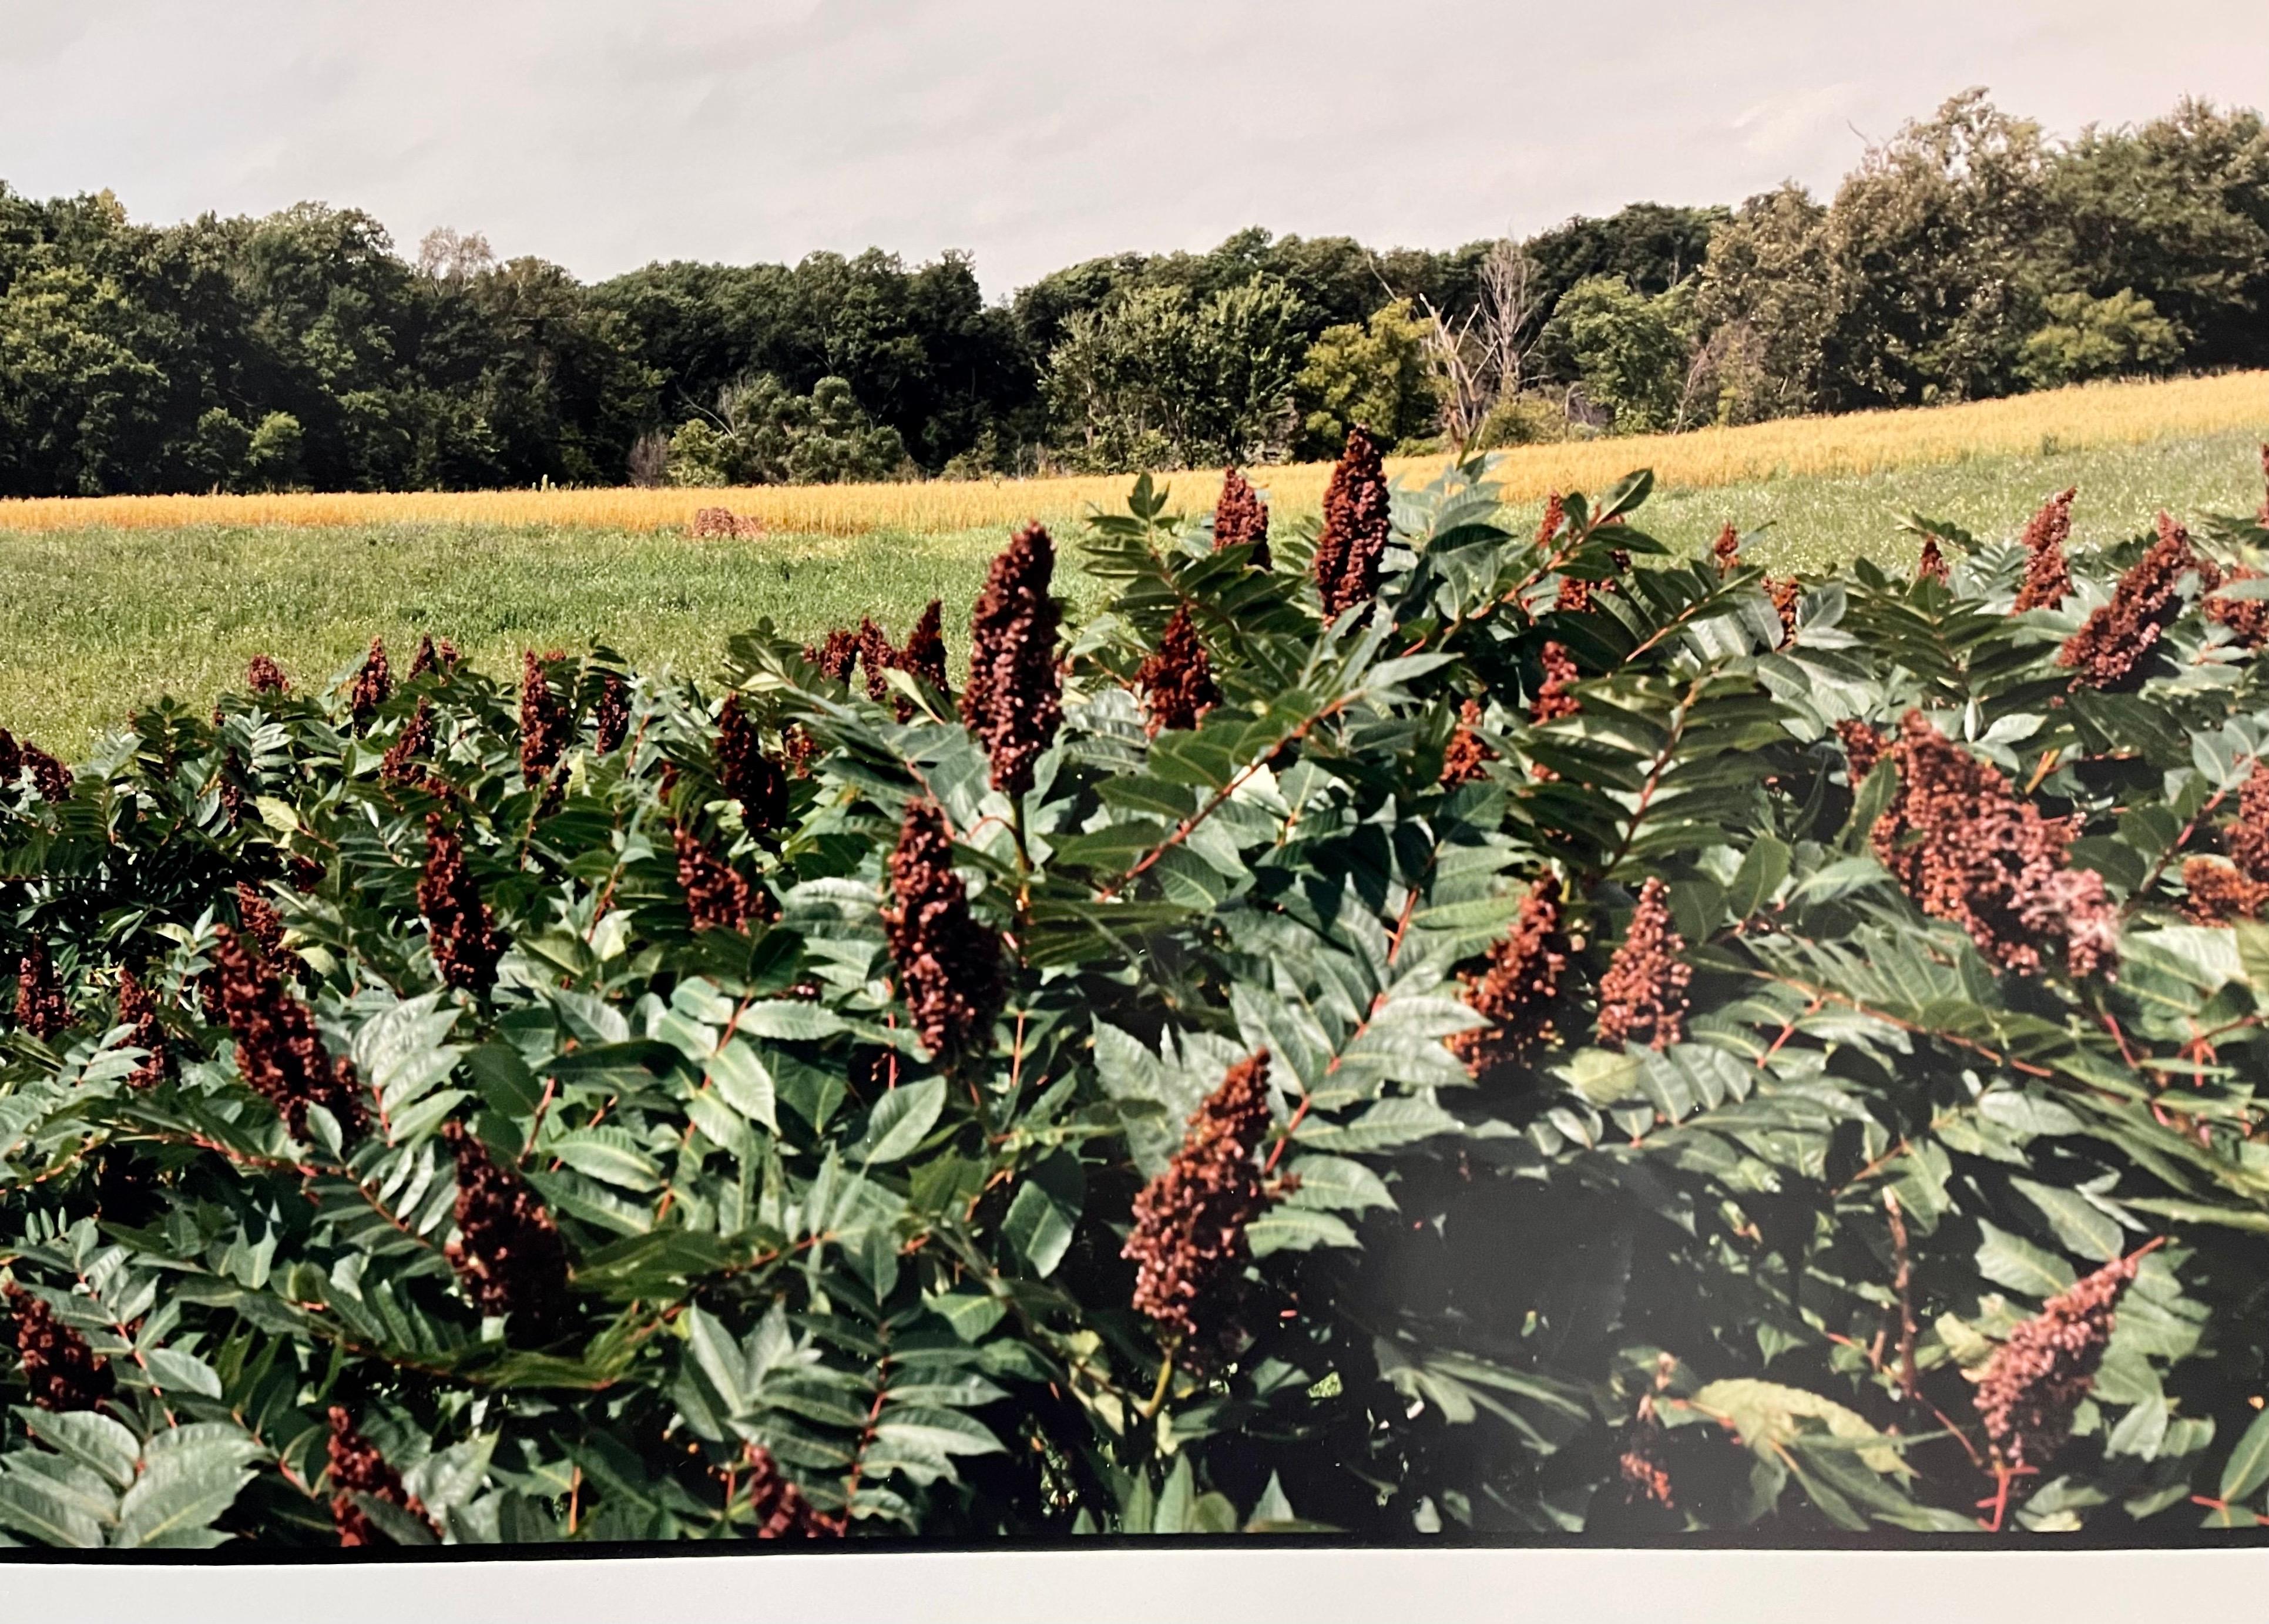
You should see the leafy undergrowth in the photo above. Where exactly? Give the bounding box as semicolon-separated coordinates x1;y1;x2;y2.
3;441;2269;1549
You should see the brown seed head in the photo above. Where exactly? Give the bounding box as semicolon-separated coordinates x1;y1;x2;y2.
1136;607;1221;737
882;799;1002;1061
246;655;289;695
519;651;570;786
348;636;392;727
1552;501;1632;613
743;1444;848;1539
118;966;170;1089
1917;536;1950;585
1619;1434;1676;1509
419;815;503;993
1974;1250;2144;1472
326;1406;437;1546
2013;488;2077;612
2181;856;2269;924
15;943;68;1040
2224;760;2269;882
961;524;1063;797
673;821;761;934
217;748;248;828
236;881;285;958
2204;564;2269;649
783;724;818;778
592;672;630;754
1312;427;1392;616
1596;878;1691;1052
3;1283;114;1412
1835;719;1889;783
1438;699;1498;789
856;617;897;704
1535;492;1567;551
898;599;951;703
2058;513;2214;692
22;744;70;803
1452;874;1570;1073
1123;1050;1280;1349
1765;576;1801;645
1531;642;1582;724
1214;468;1271;568
440;1120;572;1341
202;924;367;1142
380;697;436;784
807;628;860;684
716;694;789;837
1711;524;1743;574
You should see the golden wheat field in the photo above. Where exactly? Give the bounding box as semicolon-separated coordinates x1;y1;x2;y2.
2;371;2264;537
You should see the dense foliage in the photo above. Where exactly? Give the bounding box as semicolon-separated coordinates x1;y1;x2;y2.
5;441;2269;1548
4;92;2264;495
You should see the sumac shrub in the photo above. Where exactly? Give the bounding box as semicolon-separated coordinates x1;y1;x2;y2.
3;459;2269;1547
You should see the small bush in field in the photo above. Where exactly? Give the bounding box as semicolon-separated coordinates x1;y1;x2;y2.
2;438;2269;1548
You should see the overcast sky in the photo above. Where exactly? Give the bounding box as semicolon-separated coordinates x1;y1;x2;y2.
2;1;2265;295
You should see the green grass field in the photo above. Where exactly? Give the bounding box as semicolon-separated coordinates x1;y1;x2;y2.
6;428;2263;754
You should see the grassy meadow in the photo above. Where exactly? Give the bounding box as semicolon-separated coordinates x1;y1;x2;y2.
4;412;2266;756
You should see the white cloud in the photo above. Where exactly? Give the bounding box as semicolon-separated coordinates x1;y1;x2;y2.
1731;82;1865;165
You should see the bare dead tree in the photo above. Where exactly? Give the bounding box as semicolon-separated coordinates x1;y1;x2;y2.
627;431;670;488
1414;239;1547;455
1475;239;1545;405
1671;320;1766;432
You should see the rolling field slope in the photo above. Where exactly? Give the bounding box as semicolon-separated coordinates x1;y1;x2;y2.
0;371;2263;538
1;394;2263;754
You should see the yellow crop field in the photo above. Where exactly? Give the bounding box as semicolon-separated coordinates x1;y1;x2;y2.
1;371;2263;538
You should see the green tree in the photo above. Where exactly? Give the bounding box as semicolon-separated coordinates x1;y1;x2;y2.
1522;202;1728;317
667;374;909;486
0;256;166;496
1693;184;1836;421
2045;99;2269;371
1045;276;1308;469
2017;288;2181;387
243;411;304;491
183;407;251;491
1697;92;2056;415
600;247;1035;475
1292;298;1438;457
1540;276;1690;433
1013;227;1484;365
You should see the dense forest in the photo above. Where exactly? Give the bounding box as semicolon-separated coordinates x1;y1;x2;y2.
2;90;2265;498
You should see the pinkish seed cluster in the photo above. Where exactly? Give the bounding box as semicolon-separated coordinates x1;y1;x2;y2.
1871;712;2118;978
2013;488;2077;612
1973;1250;2145;1472
1595;878;1691;1053
1451;874;1570;1073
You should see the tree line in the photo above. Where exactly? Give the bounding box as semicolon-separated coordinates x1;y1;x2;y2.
1;90;2263;498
